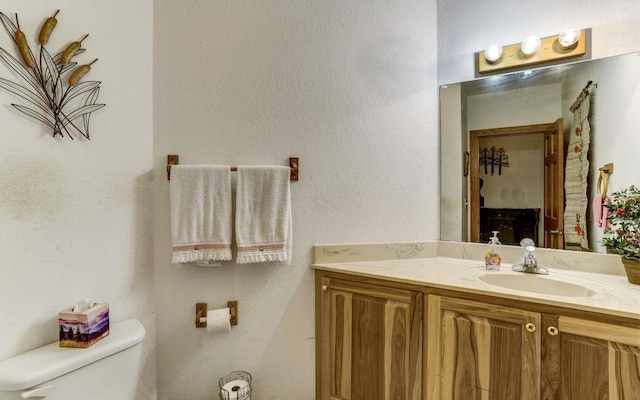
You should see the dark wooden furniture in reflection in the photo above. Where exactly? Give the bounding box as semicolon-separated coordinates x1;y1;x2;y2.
480;208;540;245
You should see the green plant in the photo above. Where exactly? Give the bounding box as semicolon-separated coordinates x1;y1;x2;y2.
602;185;640;261
0;10;104;139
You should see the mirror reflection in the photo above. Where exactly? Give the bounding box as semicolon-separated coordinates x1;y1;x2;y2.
440;52;639;253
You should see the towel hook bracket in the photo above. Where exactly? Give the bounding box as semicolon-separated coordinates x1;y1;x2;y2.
167;155;179;180
599;163;614;175
289;157;299;181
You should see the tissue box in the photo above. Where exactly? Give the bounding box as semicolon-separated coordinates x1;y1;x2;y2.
58;303;110;348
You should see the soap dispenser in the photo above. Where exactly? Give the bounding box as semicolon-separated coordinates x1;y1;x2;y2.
484;231;502;270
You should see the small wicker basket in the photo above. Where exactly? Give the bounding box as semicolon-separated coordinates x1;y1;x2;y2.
219;370;252;400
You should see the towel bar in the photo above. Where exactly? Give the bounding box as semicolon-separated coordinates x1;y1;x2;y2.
167;155;299;181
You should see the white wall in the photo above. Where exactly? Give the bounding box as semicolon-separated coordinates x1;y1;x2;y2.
467;84;562;130
153;1;438;399
0;1;155;398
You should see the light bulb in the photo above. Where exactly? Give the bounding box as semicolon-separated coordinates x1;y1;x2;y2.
558;29;580;48
521;36;541;56
484;44;503;63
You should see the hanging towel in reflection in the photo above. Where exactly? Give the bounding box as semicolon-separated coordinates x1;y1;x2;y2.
235;166;292;264
593;170;610;232
170;165;233;264
593;193;604;228
600;196;610;231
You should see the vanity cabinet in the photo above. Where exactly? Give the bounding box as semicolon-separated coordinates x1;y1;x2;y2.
315;270;640;400
316;275;423;400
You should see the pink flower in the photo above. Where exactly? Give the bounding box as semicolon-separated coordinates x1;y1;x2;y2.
616;208;626;216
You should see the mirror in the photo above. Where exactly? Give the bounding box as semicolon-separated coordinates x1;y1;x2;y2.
440;51;639;253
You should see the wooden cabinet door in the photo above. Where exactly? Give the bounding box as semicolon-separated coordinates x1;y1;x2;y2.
542;315;640;400
426;295;541;400
317;277;423;400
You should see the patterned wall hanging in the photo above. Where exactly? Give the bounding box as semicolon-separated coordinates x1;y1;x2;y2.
0;10;104;140
479;146;509;175
564;81;594;250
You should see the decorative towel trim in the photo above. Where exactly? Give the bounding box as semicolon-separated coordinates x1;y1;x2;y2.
172;243;232;264
173;243;232;251
236;242;287;264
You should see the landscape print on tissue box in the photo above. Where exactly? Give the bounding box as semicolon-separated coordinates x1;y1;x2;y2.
58;304;109;348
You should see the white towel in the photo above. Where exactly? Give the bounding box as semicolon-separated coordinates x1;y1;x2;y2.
235;166;292;264
170;165;233;264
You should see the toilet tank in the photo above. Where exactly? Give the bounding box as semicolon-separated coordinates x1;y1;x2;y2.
0;319;145;400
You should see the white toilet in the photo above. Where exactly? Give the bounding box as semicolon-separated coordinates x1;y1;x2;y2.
0;319;145;400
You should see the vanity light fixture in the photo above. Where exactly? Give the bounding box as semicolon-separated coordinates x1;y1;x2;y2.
477;29;588;75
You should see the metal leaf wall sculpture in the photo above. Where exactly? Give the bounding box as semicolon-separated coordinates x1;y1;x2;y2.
0;10;104;140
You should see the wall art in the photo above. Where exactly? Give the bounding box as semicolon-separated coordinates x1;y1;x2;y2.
0;10;104;140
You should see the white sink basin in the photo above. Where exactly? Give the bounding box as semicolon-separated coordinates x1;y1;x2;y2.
479;273;597;297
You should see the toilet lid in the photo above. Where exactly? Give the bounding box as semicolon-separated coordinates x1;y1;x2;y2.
0;319;144;391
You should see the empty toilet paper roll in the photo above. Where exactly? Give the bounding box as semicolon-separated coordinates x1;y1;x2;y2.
207;307;231;332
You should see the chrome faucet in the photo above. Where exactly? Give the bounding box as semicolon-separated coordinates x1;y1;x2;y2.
512;238;549;275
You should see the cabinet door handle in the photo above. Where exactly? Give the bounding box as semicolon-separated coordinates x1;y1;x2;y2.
547;326;559;336
525;323;536;332
548;230;563;235
321;285;328;292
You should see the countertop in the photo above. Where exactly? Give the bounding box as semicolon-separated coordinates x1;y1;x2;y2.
312;241;640;320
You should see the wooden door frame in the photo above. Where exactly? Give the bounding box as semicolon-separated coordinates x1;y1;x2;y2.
469;122;560;243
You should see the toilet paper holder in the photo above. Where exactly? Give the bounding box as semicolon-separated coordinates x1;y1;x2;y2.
195;301;238;328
